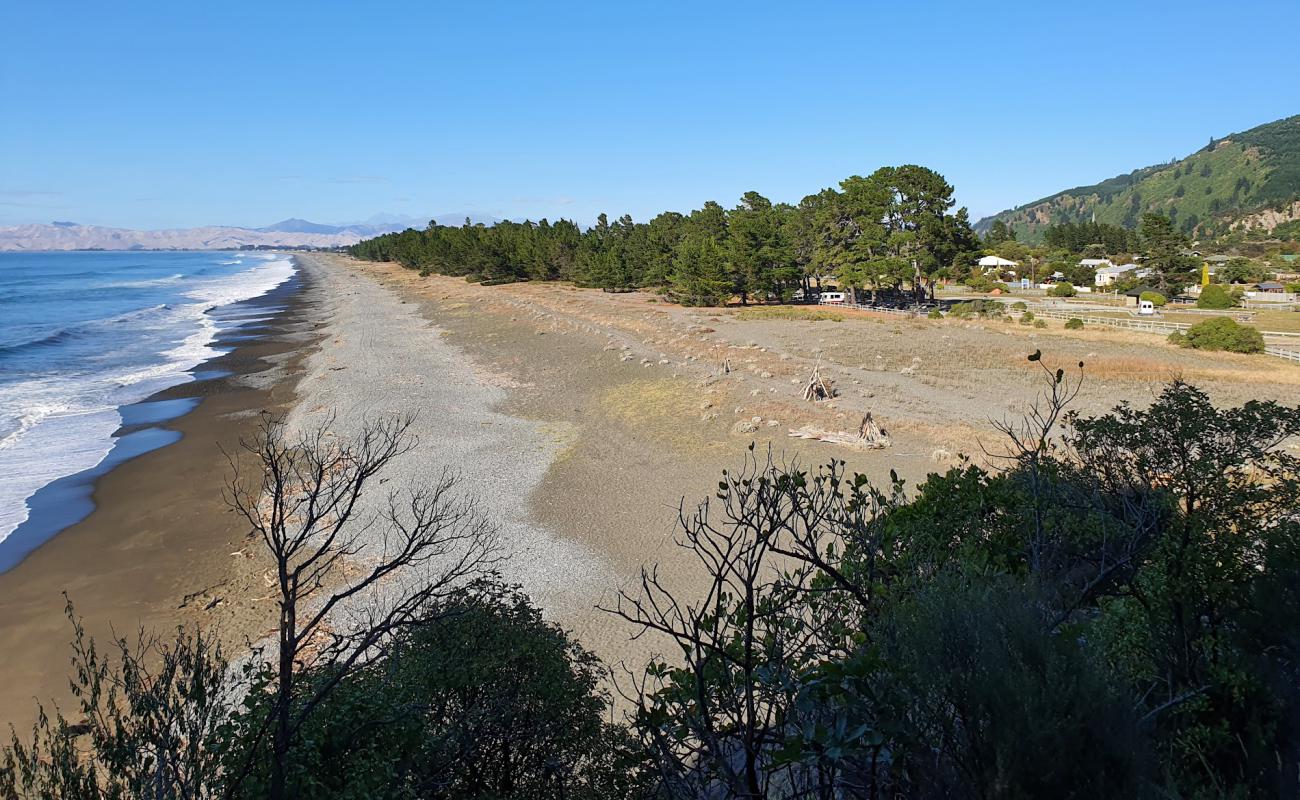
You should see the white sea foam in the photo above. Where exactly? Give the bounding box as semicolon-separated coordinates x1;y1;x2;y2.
97;273;185;289
0;256;297;545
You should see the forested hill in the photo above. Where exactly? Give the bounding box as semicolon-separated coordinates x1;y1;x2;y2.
976;114;1300;242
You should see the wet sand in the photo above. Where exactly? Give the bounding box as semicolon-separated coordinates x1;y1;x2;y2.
0;265;322;728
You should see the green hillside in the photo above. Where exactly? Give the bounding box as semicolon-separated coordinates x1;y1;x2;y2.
977;115;1300;242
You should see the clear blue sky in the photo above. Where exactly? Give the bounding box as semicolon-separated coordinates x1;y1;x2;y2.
2;1;1297;230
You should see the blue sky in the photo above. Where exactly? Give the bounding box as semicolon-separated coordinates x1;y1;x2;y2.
2;1;1297;229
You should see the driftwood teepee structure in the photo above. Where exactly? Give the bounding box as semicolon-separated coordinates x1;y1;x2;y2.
802;360;835;402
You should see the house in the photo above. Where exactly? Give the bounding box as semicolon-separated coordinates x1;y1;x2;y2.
1094;262;1143;287
1123;285;1159;307
976;255;1019;275
1080;258;1114;270
1255;281;1285;293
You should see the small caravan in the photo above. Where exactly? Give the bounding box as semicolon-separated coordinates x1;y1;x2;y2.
818;292;847;305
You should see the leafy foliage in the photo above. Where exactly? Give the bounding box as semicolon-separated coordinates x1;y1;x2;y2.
1181;316;1265;352
1197;283;1239;309
615;374;1300;799
224;582;646;800
349;167;980;307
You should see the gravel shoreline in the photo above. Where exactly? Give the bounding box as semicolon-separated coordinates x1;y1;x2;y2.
289;255;616;620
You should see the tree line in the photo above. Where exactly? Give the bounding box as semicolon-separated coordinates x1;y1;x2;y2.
4;368;1299;799
349;165;982;306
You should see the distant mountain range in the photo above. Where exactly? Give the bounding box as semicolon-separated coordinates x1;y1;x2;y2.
0;213;501;251
977;115;1300;242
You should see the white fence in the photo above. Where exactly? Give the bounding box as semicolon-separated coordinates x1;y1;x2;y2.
1029;308;1300;339
1029;309;1191;334
832;301;1300;363
1267;346;1300;363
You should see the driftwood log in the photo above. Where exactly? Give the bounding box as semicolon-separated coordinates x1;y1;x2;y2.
788;413;891;450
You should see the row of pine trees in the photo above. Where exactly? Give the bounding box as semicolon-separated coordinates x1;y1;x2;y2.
349;165;982;306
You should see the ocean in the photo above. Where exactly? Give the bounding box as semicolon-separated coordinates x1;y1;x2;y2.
0;251;296;568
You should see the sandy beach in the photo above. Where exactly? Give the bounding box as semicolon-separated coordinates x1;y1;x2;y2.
4;251;1298;728
0;270;321;727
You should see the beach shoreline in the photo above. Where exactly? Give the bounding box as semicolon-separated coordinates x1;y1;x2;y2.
0;258;322;728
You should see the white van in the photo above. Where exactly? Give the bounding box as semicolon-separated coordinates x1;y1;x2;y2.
1137;300;1156;316
818;292;847;305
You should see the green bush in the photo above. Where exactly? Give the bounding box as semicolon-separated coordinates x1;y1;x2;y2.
1064;318;1085;330
968;275;1011;294
1139;291;1167;307
224;582;647;799
927;308;943;319
949;299;1004;318
1011;301;1028;311
1286;282;1300;293
1196;283;1238;309
1019;310;1036;325
1034;319;1047;328
1168;331;1189;347
1049;282;1077;297
1182;317;1264;353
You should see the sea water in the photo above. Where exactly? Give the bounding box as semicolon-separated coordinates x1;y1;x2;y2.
0;251;295;563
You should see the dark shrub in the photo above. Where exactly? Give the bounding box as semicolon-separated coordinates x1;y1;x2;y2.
1183;316;1264;353
1196;284;1237;309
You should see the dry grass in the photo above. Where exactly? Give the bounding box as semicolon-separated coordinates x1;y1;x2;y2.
733;306;846;322
1249;309;1300;333
1012;351;1300;387
599;379;734;454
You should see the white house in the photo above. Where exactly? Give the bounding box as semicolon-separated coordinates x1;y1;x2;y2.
976;255;1019;276
1094;262;1135;287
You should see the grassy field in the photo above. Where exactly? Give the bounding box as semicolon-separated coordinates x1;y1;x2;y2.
1153;309;1300;334
733;306;845;322
1049;305;1300;334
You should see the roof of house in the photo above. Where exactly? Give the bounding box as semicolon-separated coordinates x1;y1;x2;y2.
1204;254;1232;263
976;255;1019;267
1095;263;1136;274
1124;285;1159;297
1256;281;1285;290
1079;258;1114;266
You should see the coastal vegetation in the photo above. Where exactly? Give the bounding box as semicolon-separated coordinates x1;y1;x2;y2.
349;166;981;306
4;363;1299;799
1197;283;1240;309
1170;317;1267;353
